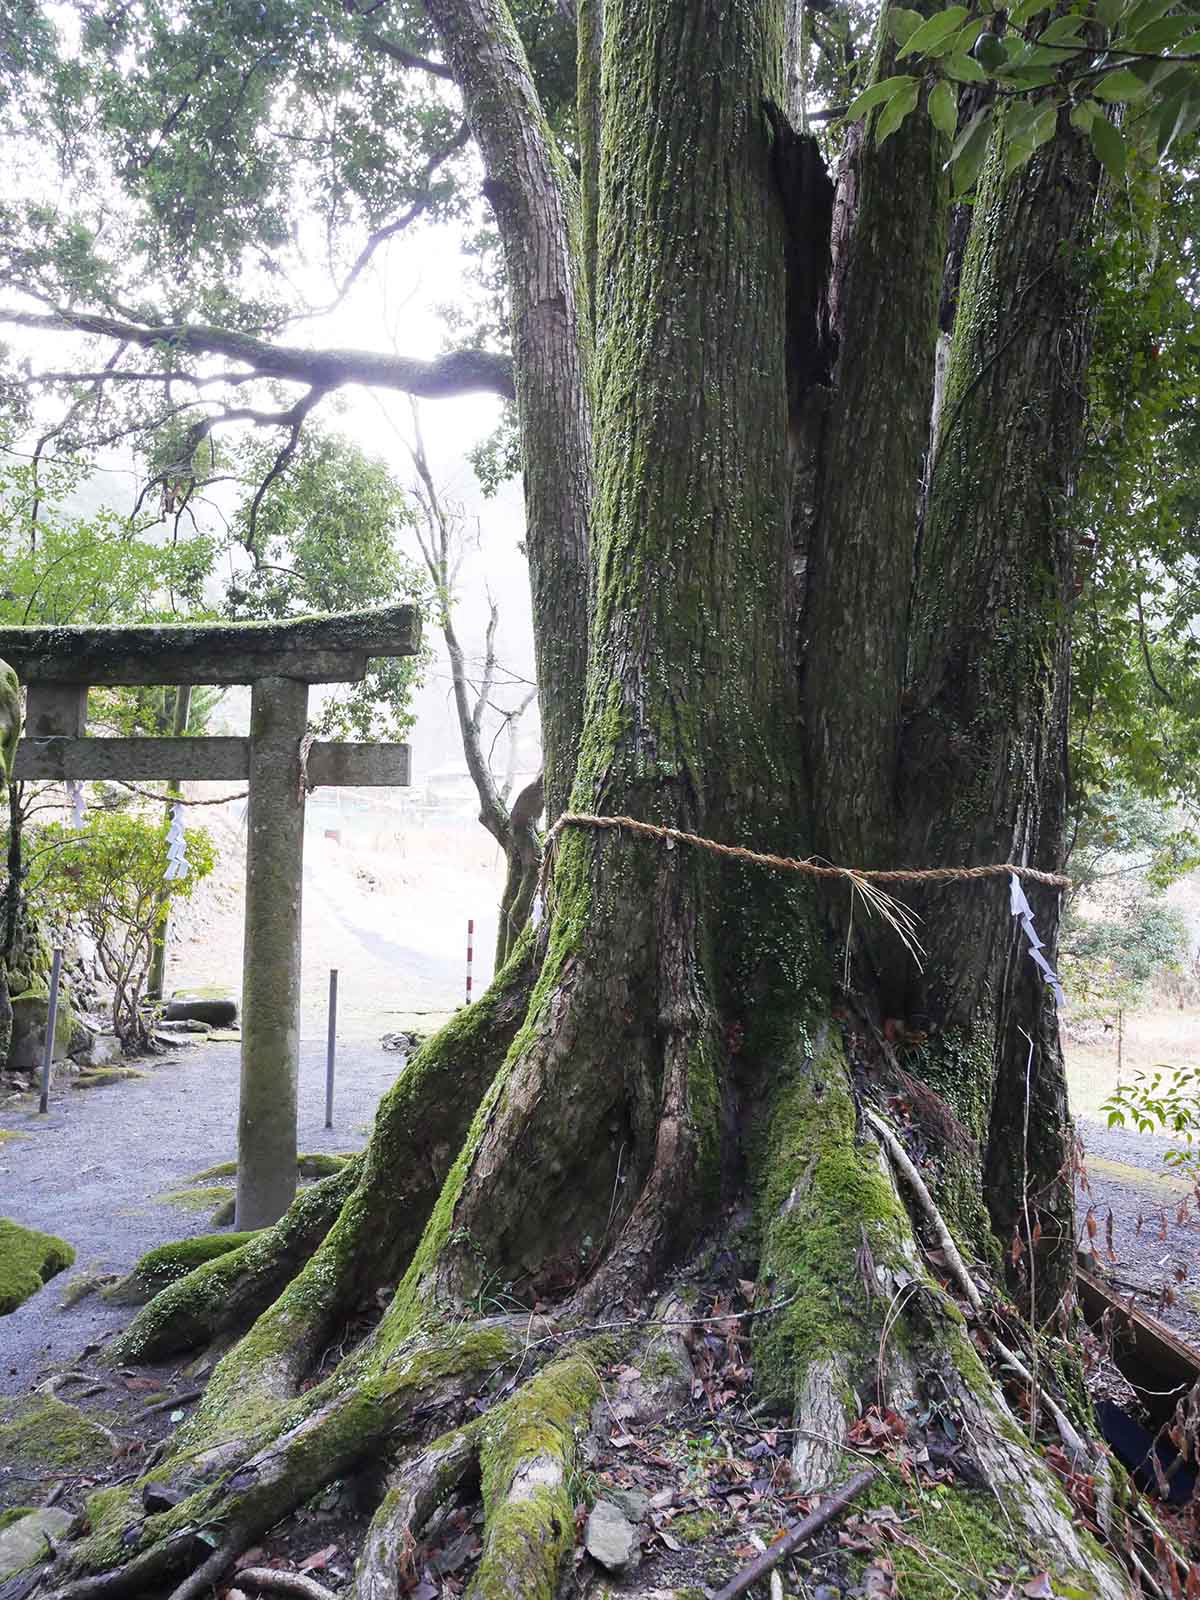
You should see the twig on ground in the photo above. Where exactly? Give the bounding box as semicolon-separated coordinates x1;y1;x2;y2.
232;1568;339;1600
139;1388;203;1418
711;1469;876;1600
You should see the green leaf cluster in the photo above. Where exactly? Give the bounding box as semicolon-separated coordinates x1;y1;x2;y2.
1105;1064;1200;1174
848;0;1200;192
225;429;432;741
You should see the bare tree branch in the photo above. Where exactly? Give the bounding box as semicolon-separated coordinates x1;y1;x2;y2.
404;402;533;850
328;120;472;310
359;27;456;78
0;306;515;400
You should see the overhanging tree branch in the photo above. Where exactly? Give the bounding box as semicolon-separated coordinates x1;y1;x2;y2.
0;307;515;400
359;27;457;78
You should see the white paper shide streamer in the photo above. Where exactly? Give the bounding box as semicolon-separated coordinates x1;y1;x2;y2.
66;780;85;831
164;803;190;882
1009;872;1065;1009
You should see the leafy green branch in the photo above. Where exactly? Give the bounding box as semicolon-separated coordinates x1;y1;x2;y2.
847;0;1200;191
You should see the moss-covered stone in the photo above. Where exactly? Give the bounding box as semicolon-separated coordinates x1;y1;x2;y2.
103;1232;259;1306
0;1218;75;1313
0;1396;111;1474
0;1508;38;1532
60;1270;118;1308
8;987;76;1073
187;1152;350;1184
71;1066;147;1089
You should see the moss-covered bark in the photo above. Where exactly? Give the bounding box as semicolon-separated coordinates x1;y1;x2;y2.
803;0;951;879
901;109;1100;1310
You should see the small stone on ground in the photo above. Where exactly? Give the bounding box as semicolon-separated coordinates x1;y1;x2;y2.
585;1499;640;1572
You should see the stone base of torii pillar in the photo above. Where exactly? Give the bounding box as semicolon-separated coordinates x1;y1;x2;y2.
5;605;420;1228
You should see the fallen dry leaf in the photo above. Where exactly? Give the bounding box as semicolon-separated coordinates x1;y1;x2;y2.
298;1543;338;1573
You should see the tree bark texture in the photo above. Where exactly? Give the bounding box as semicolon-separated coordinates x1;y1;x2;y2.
424;0;592;820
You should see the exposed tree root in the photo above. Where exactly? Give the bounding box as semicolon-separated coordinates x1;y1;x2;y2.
228;1568;338;1600
110;1160;360;1364
469;1341;616;1598
354;1424;483;1600
108;940;537;1449
753;1028;1130;1599
32;1320;527;1600
865;1104;1095;1467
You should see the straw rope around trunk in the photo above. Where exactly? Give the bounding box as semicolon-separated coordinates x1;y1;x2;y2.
539;811;1070;889
533;812;1069;970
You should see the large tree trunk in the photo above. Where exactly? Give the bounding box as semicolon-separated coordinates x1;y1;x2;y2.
14;6;1152;1600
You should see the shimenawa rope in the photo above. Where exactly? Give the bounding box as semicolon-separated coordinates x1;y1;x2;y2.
537;810;1070;896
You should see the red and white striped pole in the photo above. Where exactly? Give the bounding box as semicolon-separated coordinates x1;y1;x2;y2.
465;918;474;1004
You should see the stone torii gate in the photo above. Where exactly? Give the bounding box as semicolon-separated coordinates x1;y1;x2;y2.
2;605;420;1228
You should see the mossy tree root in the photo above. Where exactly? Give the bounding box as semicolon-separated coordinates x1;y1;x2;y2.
35;1321;526;1600
109;1159;360;1364
752;1030;1128;1599
353;1424;484;1600
468;1342;616;1599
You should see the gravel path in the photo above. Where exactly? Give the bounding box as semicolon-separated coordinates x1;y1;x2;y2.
0;1039;406;1395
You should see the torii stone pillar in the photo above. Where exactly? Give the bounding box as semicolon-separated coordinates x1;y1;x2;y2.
4;605;420;1228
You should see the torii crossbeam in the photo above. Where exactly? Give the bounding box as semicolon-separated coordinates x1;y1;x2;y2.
2;604;420;1228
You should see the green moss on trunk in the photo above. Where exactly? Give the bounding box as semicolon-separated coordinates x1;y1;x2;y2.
752;1031;909;1399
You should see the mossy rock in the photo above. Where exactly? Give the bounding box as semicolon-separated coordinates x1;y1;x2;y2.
188;1152;350;1183
0;1508;38;1533
103;1231;259;1305
297;1152;351;1180
0;1396;111;1475
0;1219;75;1314
60;1270;119;1308
8;989;76;1073
0;1508;75;1583
71;1067;148;1089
